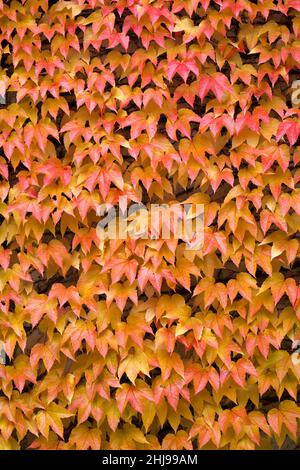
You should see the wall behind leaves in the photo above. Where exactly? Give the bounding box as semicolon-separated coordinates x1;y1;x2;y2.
0;0;300;450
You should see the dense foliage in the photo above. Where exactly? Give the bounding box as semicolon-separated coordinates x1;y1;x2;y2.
0;0;300;450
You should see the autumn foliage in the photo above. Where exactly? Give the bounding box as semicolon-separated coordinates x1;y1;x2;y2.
1;0;300;451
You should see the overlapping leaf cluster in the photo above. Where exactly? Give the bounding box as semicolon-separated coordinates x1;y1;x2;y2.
0;0;300;450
